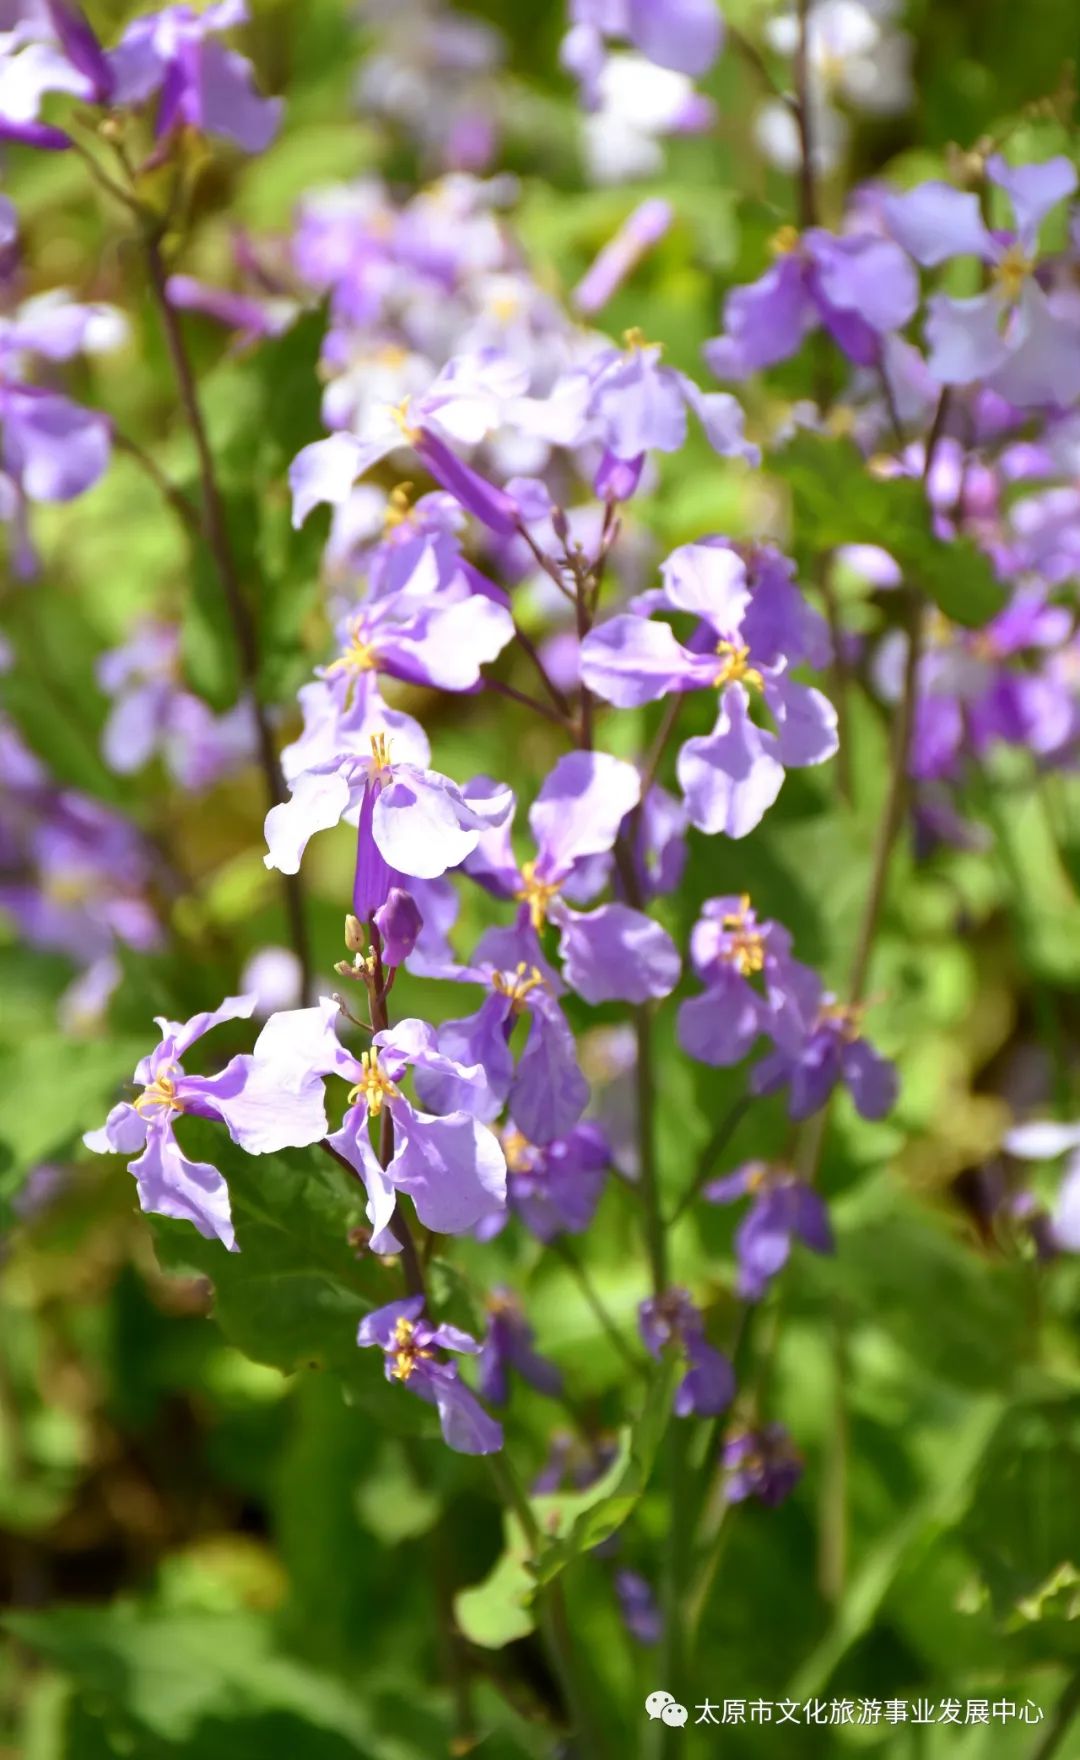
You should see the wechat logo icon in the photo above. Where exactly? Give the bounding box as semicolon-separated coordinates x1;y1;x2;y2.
645;1691;689;1728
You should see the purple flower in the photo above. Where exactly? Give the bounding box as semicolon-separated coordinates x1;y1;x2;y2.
1004;1119;1080;1253
357;1296;503;1454
316;568;513;699
289;351;528;533
488;1119;611;1242
614;1568;662;1645
110;2;282;155
565;0;724;83
96;620;256;789
678;893;821;1068
883;155;1080;406
704;1161;833;1299
476;1288;564;1406
723;1424;803;1506
638;1289;735;1418
259;1001;506;1245
705;223;919;379
265;720;513;912
581;541;837;837
165;273;297;350
751;989;898;1122
83;996;330;1251
464;750;681;1006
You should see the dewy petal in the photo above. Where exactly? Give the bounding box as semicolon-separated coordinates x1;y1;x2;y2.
986;154;1077;247
677;688;785;838
264;767;352;874
528;749;641;867
130;1122;236;1251
659;541;751;626
626;0;723;75
580;614;707;707
924;291;1011;387
289;432;365;527
557;902;680;1005
882;182;991;266
389;1105;507;1234
183;1052;328;1154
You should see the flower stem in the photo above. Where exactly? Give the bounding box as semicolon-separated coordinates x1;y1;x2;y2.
142;232;312;997
551;1237;649;1380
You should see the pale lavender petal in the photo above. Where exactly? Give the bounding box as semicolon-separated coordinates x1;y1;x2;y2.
766;677;839;768
184;1052;328;1154
557;902;680;1004
529;749;641;868
1005;1120;1080;1159
264;768;352;874
289;433;365;527
626;0;723;75
990;284;1080;409
925;291;1011;387
882;183;991;266
659;541;751;626
84;1101;148;1156
155;993;256;1060
677;689;785;837
986;154;1077;246
580;615;706;707
678;983;762;1066
389;1106;507;1233
430;1372;504;1454
130;1123;236;1251
511;994;589;1145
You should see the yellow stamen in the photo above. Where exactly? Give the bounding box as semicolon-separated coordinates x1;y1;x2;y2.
992;243;1034;304
134;1068;184;1116
369;731;393;777
623;325;661;354
326;620;379;686
818;1000;865;1041
770;223;800;257
390;396;421;445
513;860;562;932
347;1050;398;1117
384;482;413;530
501;1129;534;1175
720;895;767;977
492;962;544;1013
714;640;764;692
388;1317;433;1382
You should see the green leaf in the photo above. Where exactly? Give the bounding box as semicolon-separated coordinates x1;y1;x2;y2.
772;434;1006;627
454;1530;537;1649
0;1034;144;1213
150;1126;433;1435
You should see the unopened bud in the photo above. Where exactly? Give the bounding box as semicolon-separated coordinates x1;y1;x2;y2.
344;914;366;953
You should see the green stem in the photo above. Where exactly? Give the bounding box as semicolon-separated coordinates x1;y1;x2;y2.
551;1238;649;1381
1030;1669;1080;1760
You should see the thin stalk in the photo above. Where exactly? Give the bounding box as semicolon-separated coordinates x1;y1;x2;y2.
667;1096;751;1224
512;622;574;722
1030;1669;1080;1760
633;1002;666;1298
817;1311;849;1604
794;0;819;230
647;1423;692;1760
142;233;312;995
112;429;202;537
485;676;567;729
551;1237;649;1381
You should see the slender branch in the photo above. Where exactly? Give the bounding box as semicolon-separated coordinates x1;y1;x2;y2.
551;1238;649;1381
485;675;568;729
794;0;819;230
639;694;686;805
111;429;202;537
667;1096;751;1224
727;25;790;101
142;232;312;995
512;622;574;722
1029;1669;1080;1760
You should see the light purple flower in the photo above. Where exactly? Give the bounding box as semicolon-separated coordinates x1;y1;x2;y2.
464;750;681;1006
723;1424;803;1506
751;986;898;1122
565;0;724;84
638;1288;735;1418
83;995;329;1251
614;1569;662;1644
110;1;281;154
581;540;837;837
1004;1118;1080;1252
677;893;820;1067
884;155;1080;406
704;1160;833;1299
476;1288;563;1406
705;224;919;379
260;1000;507;1246
357;1295;503;1454
96;619;257;789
